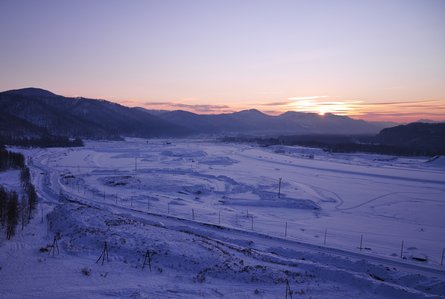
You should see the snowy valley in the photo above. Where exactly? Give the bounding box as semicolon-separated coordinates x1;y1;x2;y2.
0;139;444;298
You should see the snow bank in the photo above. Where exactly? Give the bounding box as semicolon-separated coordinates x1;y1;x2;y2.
426;156;445;168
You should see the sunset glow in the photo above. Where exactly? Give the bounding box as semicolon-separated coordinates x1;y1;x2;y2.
286;98;358;116
0;0;444;122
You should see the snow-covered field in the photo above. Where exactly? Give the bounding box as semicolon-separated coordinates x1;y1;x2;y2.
1;138;444;298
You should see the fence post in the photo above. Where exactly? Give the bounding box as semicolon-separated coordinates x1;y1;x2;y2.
400;240;404;258
251;216;253;231
359;235;363;251
324;229;327;246
168;203;170;214
278;178;282;198
285;222;288;238
192;208;195;220
441;248;444;266
218;210;221;225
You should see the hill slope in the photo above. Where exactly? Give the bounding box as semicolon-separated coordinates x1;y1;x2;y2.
378;122;445;151
0;89;188;139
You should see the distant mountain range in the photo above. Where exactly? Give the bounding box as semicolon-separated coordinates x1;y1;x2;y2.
154;109;390;135
0;87;401;140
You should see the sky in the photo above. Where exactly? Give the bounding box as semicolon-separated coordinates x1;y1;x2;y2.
1;0;444;122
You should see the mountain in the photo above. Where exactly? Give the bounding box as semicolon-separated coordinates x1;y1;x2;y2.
276;111;382;134
415;119;444;124
5;87;58;97
0;113;48;138
156;110;220;134
0;88;188;140
1;87;391;140
377;122;445;151
134;108;169;116
153;109;383;135
368;120;399;129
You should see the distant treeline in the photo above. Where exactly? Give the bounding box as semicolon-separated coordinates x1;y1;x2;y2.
222;133;445;157
307;142;444;156
0;135;83;148
0;146;38;239
0;144;25;170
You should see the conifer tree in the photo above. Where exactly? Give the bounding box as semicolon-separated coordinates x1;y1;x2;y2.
6;192;19;239
21;196;29;230
0;187;7;227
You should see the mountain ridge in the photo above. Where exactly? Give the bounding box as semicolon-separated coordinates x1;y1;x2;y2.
1;87;394;140
0;88;188;139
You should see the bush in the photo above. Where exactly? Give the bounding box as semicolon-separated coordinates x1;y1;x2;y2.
81;267;92;276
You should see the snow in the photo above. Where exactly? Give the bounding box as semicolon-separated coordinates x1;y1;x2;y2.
1;138;444;298
0;169;22;194
426;156;445;168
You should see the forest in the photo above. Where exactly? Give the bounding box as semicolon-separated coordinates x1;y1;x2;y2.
0;145;37;239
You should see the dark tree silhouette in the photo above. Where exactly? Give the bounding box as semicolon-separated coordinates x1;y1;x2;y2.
1;146;39;238
6;192;19;239
0;186;7;227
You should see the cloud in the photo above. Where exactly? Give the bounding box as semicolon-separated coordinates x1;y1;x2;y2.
345;99;445;121
171;103;230;110
118;99;142;106
121;97;444;121
261;109;284;115
281;97;445;120
287;95;329;101
142;101;171;106
142;101;232;113
355;100;445;110
356;112;445;117
260;101;294;106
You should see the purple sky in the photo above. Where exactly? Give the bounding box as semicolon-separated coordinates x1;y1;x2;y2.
1;0;444;121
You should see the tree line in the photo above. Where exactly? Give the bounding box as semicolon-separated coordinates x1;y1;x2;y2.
0;144;25;170
221;134;445;157
0;135;83;148
0;146;37;239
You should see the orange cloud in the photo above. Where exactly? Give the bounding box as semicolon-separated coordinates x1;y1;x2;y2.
117;96;445;122
348;100;445;122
